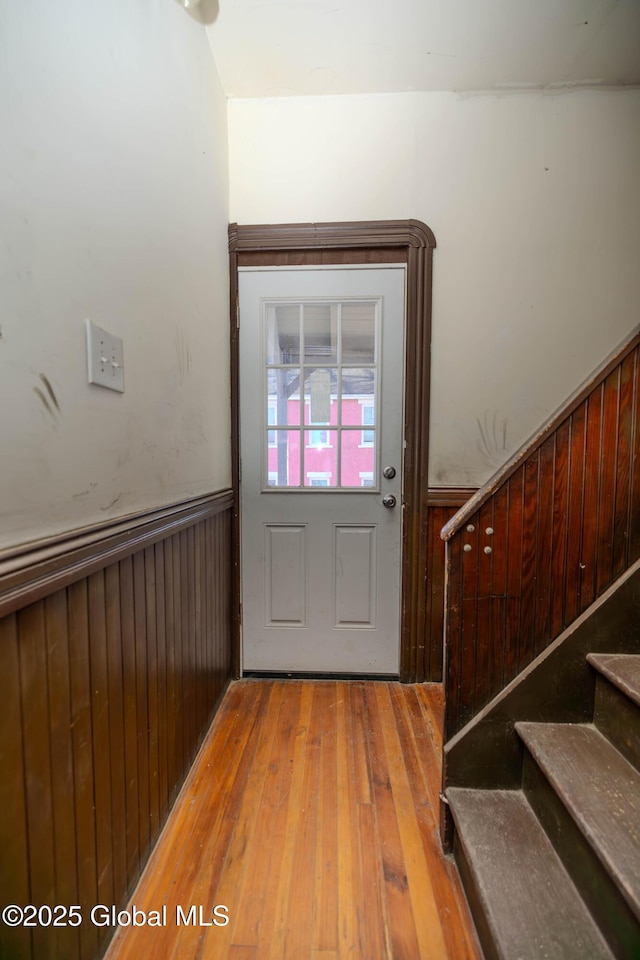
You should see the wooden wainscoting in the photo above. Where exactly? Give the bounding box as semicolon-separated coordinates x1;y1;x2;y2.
0;492;233;960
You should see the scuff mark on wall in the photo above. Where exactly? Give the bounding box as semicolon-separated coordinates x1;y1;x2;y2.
73;482;98;500
477;410;509;468
100;493;122;511
175;328;192;386
34;374;62;423
34;386;54;417
39;374;61;413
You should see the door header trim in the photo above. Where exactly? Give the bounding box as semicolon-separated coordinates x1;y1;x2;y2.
229;219;436;252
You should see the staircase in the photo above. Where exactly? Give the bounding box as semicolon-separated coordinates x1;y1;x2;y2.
447;653;640;960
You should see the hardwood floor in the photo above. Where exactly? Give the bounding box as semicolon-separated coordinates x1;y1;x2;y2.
105;680;480;960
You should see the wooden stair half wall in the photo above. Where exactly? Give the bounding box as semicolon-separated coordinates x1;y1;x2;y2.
444;558;640;960
441;324;640;744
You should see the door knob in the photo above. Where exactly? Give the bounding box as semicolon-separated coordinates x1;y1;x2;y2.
383;466;396;479
382;494;397;508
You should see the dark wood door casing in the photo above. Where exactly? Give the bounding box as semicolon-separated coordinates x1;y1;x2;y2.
229;220;436;682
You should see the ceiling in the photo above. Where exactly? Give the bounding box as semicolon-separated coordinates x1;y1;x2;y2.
205;0;640;98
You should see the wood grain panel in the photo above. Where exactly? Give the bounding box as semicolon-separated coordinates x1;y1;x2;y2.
45;591;79;960
565;403;587;625
504;468;524;688
580;385;604;611
0;615;31;960
0;494;233;960
474;501;495;713
132;552;150;869
596;369;620;596
550;421;570;639
533;436;555;655
519;452;540;671
425;493;477;683
612;352;636;578
68;579;100;960
105;564;127;915
88;568;115;941
443;328;640;741
119;555;140;894
629;348;640;563
144;546;160;848
488;484;508;701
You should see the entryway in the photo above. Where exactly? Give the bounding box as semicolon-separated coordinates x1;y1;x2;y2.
229;220;436;682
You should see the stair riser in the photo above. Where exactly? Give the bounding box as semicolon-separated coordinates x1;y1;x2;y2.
594;677;640;772
522;751;640;960
452;830;501;960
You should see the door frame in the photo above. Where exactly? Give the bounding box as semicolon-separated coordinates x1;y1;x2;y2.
229;220;436;682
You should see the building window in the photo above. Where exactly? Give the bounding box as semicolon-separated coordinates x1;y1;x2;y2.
307;428;330;447
359;472;374;487
361;403;374;446
306;472;331;487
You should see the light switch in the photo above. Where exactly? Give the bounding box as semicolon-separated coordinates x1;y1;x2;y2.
86;319;124;392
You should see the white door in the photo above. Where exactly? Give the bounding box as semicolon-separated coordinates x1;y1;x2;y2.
239;266;405;674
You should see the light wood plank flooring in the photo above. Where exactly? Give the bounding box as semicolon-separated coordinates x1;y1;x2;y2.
106;680;480;960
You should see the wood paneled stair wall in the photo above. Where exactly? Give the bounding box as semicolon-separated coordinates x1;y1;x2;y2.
440;326;640;959
442;324;640;742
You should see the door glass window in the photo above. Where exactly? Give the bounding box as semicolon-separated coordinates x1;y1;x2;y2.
264;300;379;489
303;431;338;486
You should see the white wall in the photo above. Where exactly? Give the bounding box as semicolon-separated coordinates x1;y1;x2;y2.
228;90;640;486
0;0;230;552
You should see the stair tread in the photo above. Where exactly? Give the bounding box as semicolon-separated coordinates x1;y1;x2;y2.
516;721;640;919
587;653;640;708
447;787;614;960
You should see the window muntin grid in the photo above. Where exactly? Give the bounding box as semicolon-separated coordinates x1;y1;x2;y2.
264;299;379;490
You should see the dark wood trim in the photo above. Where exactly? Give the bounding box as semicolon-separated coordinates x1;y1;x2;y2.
229;241;241;679
0;491;230;568
229;220;436;682
442;325;640;541
0;490;233;619
229;219;436;252
428;487;478;507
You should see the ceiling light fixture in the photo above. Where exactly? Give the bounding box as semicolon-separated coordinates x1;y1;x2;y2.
173;0;219;24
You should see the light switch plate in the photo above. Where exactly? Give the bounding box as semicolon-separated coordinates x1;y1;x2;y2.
86;319;124;392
